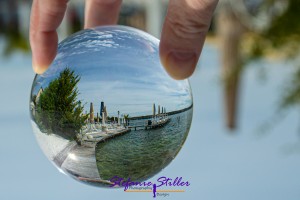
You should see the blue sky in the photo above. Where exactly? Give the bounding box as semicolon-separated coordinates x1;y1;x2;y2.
1;37;300;200
32;26;192;117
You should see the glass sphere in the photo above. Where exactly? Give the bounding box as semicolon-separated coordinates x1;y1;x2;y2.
30;25;193;187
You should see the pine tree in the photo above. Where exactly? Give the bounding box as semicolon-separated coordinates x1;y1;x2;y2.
36;68;87;141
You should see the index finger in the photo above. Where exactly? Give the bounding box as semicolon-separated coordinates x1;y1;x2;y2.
30;0;68;74
159;0;218;80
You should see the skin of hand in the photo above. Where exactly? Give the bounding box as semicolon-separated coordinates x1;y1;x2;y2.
30;0;218;80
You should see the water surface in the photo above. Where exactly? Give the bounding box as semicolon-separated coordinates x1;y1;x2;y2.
95;109;193;181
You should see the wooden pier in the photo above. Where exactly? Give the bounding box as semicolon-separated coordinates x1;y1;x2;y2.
128;104;193;121
81;128;131;147
80;116;171;147
98;128;131;143
128;117;171;131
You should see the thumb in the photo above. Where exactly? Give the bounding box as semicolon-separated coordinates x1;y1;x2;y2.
159;0;218;80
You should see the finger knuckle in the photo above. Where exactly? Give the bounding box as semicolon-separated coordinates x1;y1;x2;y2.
43;1;68;18
90;0;122;7
166;8;210;40
189;0;219;12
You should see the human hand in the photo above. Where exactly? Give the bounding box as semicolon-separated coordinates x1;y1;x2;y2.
30;0;218;80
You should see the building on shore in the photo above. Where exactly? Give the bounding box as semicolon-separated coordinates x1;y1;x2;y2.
100;101;104;119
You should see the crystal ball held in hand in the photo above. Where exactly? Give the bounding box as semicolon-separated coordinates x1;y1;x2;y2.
30;26;193;187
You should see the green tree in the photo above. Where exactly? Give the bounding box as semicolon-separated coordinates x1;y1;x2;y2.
247;0;300;110
218;0;300;130
36;68;87;141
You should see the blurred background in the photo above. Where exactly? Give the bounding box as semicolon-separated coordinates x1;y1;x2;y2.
1;0;300;199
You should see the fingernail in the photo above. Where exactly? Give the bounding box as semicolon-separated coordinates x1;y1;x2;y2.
33;66;47;74
32;60;48;74
163;50;198;80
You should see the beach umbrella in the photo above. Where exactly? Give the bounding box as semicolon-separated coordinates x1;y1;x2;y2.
102;111;106;125
90;102;94;123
